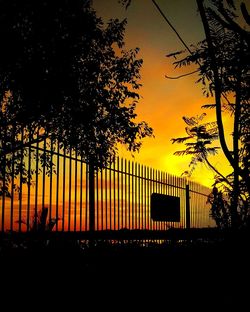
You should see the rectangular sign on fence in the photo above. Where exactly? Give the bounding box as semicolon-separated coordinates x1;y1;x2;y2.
151;193;180;222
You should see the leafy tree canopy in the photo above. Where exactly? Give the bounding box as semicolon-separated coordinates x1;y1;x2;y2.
0;0;153;194
0;0;153;198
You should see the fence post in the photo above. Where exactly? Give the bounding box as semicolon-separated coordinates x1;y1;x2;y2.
185;184;190;229
89;162;95;232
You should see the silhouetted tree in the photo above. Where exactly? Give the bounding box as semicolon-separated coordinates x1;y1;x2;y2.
0;0;153;196
207;186;232;229
171;113;221;178
170;0;250;228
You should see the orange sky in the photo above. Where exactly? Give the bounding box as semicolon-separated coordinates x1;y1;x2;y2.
93;0;237;188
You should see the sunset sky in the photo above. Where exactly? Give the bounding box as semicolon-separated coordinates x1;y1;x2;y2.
93;0;236;188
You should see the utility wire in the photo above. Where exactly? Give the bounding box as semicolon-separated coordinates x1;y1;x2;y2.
151;0;230;103
151;0;202;80
151;0;193;55
151;0;206;70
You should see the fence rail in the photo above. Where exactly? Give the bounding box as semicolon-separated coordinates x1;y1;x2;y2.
0;140;215;233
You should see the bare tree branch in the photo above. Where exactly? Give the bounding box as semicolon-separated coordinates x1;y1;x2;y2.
165;69;199;79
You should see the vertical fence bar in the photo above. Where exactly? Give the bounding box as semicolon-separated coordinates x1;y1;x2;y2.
55;143;60;231
155;170;158;231
152;168;155;231
195;183;198;227
89;162;95;232
192;182;195;228
158;170;160;231
18;129;23;232
135;162;137;229
9;127;16;231
143;166;146;230
49;139;53;224
152;168;155;230
79;155;83;231
139;164;142;229
68;148;72;231
156;169;158;231
138;164;141;229
18;129;24;232
197;184;200;227
198;184;200;227
160;171;163;231
164;172;167;230
158;170;161;240
34;139;39;231
159;170;162;231
191;182;194;228
200;185;203;227
145;165;147;230
128;161;131;229
149;167;152;231
186;184;190;229
74;152;77;232
42;139;47;232
1;150;6;232
124;159;127;229
42;138;46;215
121;158;124;229
109;160;112;230
165;172;168;230
96;169;99;230
85;162;88;231
113;158;116;230
196;184;199;227
147;167;148;230
10;149;15;232
105;166;108;230
170;174;173;229
193;183;196;228
196;184;200;227
62;147;66;231
175;175;178;229
143;165;146;230
26;133;31;231
100;166;103;231
117;157;120;230
131;162;134;229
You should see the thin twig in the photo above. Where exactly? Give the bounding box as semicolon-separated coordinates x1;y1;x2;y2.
165;69;199;79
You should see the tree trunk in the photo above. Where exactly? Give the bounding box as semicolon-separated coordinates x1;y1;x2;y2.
197;0;239;228
196;0;235;170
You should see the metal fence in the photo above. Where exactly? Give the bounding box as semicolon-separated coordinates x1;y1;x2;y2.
0;140;215;233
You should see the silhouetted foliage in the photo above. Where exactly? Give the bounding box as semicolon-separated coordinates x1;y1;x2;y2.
118;0;132;9
17;207;60;232
0;0;153;196
170;0;250;228
172;113;220;177
207;187;231;228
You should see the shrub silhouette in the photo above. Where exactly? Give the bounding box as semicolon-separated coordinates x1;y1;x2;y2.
18;207;60;232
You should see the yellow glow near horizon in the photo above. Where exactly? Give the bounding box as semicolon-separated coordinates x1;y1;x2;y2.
93;0;236;188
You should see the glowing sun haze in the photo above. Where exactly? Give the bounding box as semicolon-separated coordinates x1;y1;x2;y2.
93;0;233;188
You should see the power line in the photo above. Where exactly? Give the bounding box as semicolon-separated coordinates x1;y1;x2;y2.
152;1;231;111
152;0;233;105
151;0;193;54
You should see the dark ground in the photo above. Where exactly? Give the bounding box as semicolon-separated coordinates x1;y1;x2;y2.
0;237;249;310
